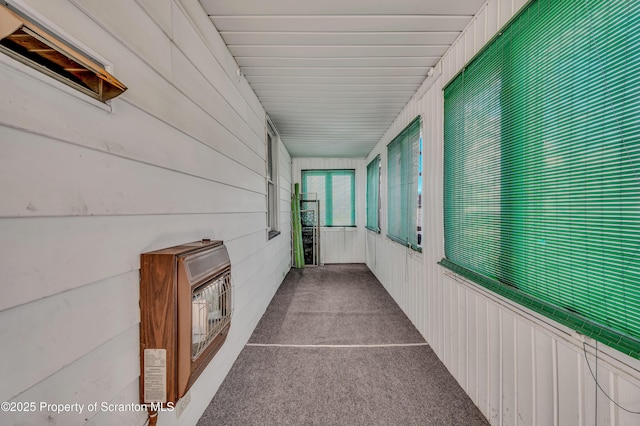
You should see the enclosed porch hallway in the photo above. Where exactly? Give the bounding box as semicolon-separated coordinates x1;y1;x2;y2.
198;264;488;425
2;0;640;425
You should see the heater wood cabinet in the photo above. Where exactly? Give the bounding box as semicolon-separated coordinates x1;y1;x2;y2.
140;240;232;405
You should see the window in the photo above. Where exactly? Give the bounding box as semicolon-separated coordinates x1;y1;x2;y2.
387;117;422;251
441;0;640;359
366;156;381;232
301;170;355;227
266;121;279;239
0;4;126;102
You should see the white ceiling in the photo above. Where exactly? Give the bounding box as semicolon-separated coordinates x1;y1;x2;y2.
200;0;486;158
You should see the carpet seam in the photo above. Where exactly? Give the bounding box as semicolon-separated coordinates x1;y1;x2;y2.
245;343;429;348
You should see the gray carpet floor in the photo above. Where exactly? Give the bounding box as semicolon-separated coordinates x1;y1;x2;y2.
198;264;488;426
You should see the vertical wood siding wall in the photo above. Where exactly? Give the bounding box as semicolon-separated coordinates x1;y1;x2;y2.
0;1;291;425
292;158;366;264
366;0;640;425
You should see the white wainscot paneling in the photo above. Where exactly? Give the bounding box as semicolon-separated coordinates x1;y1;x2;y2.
5;327;140;426
430;273;640;426
320;227;363;264
366;237;424;333
0;272;139;403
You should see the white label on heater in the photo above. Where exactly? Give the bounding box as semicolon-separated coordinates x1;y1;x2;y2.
144;349;167;403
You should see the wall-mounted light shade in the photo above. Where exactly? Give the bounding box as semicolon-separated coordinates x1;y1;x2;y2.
0;4;126;102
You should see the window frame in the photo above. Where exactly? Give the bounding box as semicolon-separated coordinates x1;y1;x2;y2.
386;116;423;252
440;0;640;359
266;119;279;240
301;169;356;228
366;155;381;233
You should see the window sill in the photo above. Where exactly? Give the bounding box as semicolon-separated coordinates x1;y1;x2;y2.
267;230;280;241
386;234;422;253
438;258;640;360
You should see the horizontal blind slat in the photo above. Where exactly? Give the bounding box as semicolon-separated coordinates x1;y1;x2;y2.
443;0;640;358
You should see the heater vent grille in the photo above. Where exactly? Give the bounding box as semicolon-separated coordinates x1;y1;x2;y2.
192;273;232;360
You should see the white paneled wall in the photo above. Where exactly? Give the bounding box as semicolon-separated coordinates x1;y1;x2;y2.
292;158;365;264
366;0;640;425
0;0;290;425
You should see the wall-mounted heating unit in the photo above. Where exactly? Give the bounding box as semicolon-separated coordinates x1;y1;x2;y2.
140;240;232;405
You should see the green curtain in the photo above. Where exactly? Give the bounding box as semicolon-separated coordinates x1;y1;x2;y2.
366;156;381;232
301;170;355;226
387;117;422;251
442;0;640;358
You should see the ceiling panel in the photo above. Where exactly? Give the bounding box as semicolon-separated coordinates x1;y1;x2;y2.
255;92;416;99
253;84;420;91
228;45;449;58
248;76;426;85
211;15;473;33
241;67;427;77
220;32;460;46
202;0;486;16
234;57;440;68
199;0;484;158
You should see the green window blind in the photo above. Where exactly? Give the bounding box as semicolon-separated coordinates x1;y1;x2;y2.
366;156;381;232
302;169;355;227
387;117;422;251
442;0;640;358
